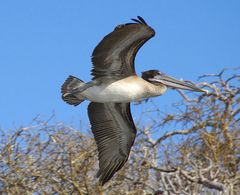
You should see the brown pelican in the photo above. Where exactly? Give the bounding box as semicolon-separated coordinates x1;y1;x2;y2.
61;16;205;185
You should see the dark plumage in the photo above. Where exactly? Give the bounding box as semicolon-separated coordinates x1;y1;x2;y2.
91;16;155;80
88;103;136;185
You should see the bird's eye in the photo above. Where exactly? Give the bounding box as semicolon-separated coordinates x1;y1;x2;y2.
157;71;165;76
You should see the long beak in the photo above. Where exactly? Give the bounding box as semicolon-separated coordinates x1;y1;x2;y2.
149;74;206;93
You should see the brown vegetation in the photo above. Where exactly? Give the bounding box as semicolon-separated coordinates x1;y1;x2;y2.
0;68;239;194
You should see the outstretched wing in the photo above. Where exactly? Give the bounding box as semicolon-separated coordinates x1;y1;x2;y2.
88;102;136;185
91;16;155;80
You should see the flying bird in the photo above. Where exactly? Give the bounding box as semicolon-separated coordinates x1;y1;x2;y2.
61;16;206;185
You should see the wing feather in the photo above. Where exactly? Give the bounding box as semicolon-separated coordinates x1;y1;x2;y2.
91;16;155;80
88;102;136;185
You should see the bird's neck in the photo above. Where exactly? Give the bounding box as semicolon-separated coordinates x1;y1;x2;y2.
148;82;167;96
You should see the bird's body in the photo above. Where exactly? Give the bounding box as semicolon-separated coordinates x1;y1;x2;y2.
61;16;206;185
77;76;167;103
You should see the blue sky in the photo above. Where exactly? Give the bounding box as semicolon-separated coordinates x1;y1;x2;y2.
0;0;239;130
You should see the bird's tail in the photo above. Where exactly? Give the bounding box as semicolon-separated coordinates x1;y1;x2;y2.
61;75;86;106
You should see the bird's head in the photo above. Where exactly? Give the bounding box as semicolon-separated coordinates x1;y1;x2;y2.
142;70;206;92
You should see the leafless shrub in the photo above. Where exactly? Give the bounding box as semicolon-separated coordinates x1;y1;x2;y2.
136;68;240;194
0;68;239;194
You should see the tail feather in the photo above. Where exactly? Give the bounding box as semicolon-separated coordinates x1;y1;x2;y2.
61;76;85;106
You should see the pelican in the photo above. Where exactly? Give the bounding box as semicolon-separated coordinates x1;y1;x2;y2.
61;16;205;185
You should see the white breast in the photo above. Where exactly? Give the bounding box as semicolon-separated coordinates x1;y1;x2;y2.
81;76;166;103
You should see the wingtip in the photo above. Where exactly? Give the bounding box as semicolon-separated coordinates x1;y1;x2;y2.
96;170;109;186
96;157;128;185
137;16;147;25
131;16;148;25
98;180;106;186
